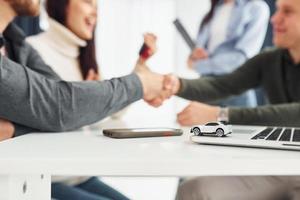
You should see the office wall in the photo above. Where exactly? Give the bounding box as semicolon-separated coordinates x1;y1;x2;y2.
97;0;176;79
96;0;210;127
96;0;178;130
97;0;210;78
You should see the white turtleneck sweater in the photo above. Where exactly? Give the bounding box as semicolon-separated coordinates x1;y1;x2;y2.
27;18;90;185
27;18;87;81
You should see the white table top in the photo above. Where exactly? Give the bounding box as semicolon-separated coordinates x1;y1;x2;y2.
1;118;300;177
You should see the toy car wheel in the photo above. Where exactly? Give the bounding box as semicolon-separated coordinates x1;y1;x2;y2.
191;127;202;136
216;128;224;137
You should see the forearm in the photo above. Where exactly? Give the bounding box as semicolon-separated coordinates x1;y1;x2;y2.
194;50;247;75
178;56;262;103
177;74;251;103
177;77;233;103
0;56;143;132
229;103;300;127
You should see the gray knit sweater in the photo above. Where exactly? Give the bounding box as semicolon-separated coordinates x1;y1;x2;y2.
0;23;143;136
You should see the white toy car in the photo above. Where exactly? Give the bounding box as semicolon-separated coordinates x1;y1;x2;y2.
190;122;232;137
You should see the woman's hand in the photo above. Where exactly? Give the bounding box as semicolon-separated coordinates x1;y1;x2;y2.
187;48;208;69
137;33;157;66
85;69;100;81
0;119;15;142
143;33;157;59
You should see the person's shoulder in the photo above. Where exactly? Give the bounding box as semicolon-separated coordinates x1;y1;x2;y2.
260;47;285;58
244;0;270;15
26;31;48;46
245;0;269;9
247;48;284;65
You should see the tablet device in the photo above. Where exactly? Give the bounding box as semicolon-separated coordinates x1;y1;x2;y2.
103;128;183;139
173;18;196;51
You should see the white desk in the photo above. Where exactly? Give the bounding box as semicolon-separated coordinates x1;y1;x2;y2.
1;119;300;200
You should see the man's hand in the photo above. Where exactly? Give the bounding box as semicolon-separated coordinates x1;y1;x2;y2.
135;64;181;107
187;48;208;69
177;101;220;126
164;74;181;95
145;74;181;107
0;119;15;141
135;65;165;103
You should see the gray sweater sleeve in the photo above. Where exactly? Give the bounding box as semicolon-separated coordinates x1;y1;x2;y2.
24;43;62;80
178;55;262;102
0;55;143;134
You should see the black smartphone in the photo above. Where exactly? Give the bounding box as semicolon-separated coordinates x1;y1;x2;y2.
103;128;183;139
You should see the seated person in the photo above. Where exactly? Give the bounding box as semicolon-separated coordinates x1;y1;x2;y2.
150;0;300;199
158;0;300;128
27;0;100;82
188;0;270;107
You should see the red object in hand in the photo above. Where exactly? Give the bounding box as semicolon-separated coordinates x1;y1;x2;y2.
139;43;151;60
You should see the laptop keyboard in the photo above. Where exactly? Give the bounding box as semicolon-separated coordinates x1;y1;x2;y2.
266;128;282;141
251;127;300;142
293;129;300;142
251;127;274;140
279;129;292;142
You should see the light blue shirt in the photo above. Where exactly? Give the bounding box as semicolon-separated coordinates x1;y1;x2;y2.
194;0;270;75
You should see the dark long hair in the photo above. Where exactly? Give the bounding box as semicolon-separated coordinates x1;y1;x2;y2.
200;0;221;31
46;0;99;80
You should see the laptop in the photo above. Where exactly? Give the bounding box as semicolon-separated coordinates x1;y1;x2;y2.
173;19;196;51
191;126;300;151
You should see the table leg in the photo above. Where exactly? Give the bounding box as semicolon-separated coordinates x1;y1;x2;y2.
0;174;50;200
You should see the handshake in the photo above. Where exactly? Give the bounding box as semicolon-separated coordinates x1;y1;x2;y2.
135;65;221;127
134;33;221;126
135;33;180;107
135;63;180;107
